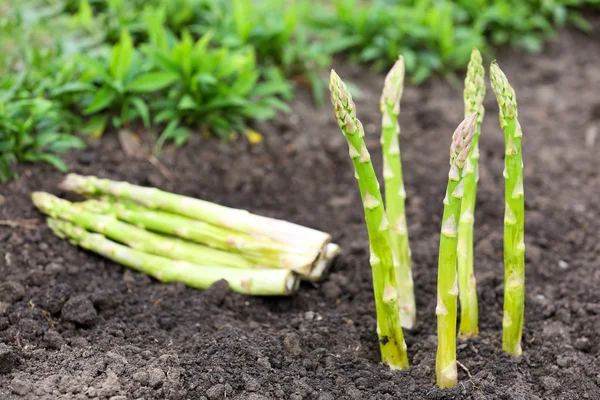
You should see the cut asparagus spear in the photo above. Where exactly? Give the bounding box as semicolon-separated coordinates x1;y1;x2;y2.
458;48;485;339
76;197;317;275
436;113;477;388
59;173;331;252
490;61;526;357
31;192;256;270
380;56;416;329
330;69;409;370
306;243;341;281
47;218;300;296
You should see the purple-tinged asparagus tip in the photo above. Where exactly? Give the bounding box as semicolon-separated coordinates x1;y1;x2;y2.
450;113;477;168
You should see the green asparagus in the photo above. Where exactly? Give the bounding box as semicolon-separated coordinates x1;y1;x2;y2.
490;61;526;357
330;69;409;370
59;173;331;253
47;218;300;296
458;48;485;339
31;192;256;270
380;56;416;329
76;197;317;276
436;113;477;388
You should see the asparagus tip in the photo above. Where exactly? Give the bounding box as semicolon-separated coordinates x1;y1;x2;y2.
450;113;477;168
380;55;405;111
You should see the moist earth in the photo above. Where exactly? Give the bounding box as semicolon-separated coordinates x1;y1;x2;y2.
1;20;600;400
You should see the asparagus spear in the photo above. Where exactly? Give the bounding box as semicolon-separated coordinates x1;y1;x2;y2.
306;243;341;281
47;218;300;296
436;113;477;388
458;48;485;339
490;61;525;357
380;56;416;329
76;197;316;275
330;70;409;370
31;192;256;270
59;173;331;253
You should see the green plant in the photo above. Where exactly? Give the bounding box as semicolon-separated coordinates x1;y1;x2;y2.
75;29;175;136
0;84;84;181
490;61;525;357
329;70;409;370
457;48;485;339
435;113;476;388
379;56;416;329
142;22;292;146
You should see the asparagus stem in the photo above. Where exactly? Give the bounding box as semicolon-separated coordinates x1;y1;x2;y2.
31;192;257;270
59;174;331;252
47;218;300;296
380;56;416;329
436;113;477;388
330;70;409;370
490;61;525;357
458;49;485;339
76;198;317;275
305;243;341;282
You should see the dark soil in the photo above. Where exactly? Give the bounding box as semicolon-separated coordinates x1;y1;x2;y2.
1;21;600;400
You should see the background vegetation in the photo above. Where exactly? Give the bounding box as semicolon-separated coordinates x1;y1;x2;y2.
1;0;599;181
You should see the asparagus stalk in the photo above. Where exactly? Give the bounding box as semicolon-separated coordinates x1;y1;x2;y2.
31;192;256;270
436;113;477;388
490;61;525;357
58;173;331;252
380;56;416;329
458;49;485;339
47;218;300;296
330;70;409;370
76;197;317;275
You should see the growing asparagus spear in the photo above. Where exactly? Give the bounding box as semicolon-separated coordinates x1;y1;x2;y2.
330;70;409;370
76;197;316;275
436;113;477;388
380;56;416;329
59;173;331;252
47;218;300;296
490;61;525;357
458;49;485;339
31;192;256;270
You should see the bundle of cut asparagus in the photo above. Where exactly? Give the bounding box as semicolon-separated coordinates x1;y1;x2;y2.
31;174;341;296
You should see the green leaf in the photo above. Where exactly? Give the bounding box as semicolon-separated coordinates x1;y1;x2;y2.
130;97;151;127
50;82;95;97
177;95;198;110
83;115;109;138
110;29;134;81
126;72;179;92
31;153;69;172
84;86;117;115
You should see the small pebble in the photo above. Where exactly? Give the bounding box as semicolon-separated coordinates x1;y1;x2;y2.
10;377;31;395
283;333;302;357
206;383;225;399
558;260;569;269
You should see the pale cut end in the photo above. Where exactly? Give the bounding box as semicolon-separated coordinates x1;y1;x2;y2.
438;361;458;388
450;113;477;168
380;56;405;113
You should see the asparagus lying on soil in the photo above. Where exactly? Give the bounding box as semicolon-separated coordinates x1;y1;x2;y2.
458;48;486;339
31;192;256;270
490;61;526;357
59;173;331;251
306;243;341;281
436;113;477;388
330;70;409;370
76;197;318;276
47;218;300;296
380;56;416;329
